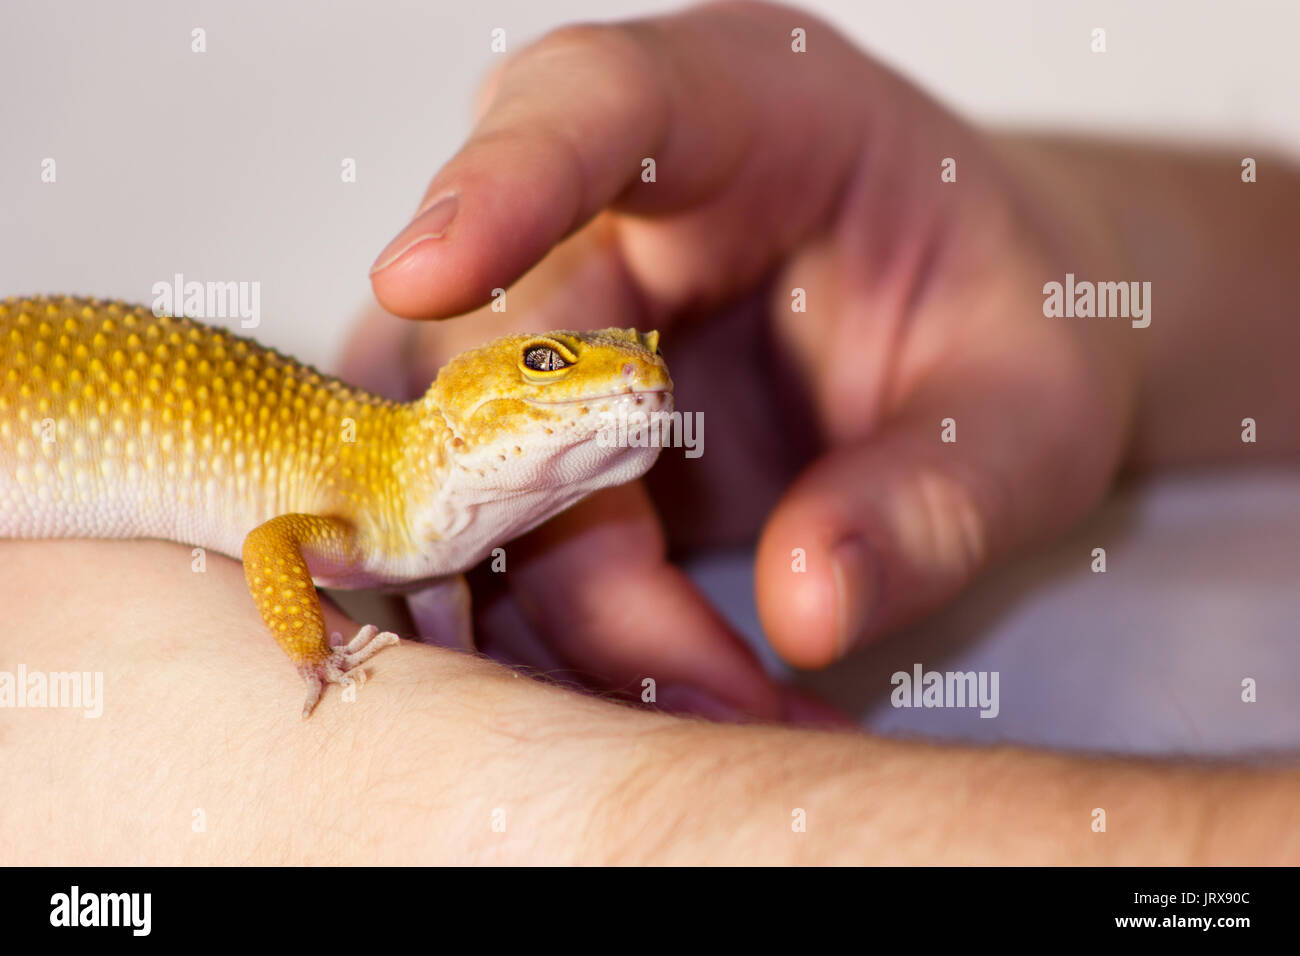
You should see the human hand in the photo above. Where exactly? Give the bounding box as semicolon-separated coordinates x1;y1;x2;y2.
344;1;1137;712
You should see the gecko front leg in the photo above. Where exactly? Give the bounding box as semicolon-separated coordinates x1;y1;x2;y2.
242;513;400;718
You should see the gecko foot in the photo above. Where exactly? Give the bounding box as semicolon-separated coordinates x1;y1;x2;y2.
299;625;401;718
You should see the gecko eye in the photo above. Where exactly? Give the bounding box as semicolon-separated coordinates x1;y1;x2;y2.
523;346;570;372
518;337;578;379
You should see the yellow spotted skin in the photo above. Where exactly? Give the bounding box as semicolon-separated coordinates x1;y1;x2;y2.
0;294;672;715
242;514;359;666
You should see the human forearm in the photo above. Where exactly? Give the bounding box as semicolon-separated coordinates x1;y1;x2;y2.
0;540;639;864
1002;134;1300;467
609;721;1300;865
6;540;1298;865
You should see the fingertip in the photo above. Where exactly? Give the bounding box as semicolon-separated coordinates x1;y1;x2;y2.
369;137;586;319
369;190;488;318
755;508;844;670
368;239;461;318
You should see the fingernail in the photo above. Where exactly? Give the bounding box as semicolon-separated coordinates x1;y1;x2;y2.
831;535;876;659
654;684;745;722
369;193;459;276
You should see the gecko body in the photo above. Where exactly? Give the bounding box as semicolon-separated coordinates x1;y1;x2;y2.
0;295;671;715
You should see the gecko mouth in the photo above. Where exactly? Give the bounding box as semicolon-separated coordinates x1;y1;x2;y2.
524;388;672;407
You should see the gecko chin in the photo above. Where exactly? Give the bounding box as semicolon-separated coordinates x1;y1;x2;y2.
419;397;669;564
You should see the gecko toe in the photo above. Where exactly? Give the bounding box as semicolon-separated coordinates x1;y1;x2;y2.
342;628;400;667
300;671;325;720
342;624;380;654
296;624;400;718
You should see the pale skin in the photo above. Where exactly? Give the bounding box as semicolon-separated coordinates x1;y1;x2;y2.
4;1;1300;863
3;538;1298;864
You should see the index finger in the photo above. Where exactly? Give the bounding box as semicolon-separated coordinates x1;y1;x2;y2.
369;2;871;318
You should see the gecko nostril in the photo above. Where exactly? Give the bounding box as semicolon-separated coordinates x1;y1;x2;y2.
622;363;634;377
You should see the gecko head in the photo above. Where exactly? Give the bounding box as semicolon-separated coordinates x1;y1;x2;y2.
419;327;674;505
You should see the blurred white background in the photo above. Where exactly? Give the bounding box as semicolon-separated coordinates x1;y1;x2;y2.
4;0;1299;367
3;0;1297;753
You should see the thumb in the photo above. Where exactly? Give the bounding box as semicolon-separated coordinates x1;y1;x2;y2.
755;344;1130;669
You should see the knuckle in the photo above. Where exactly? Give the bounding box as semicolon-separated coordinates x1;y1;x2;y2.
509;21;658;93
532;21;640;59
907;467;994;583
